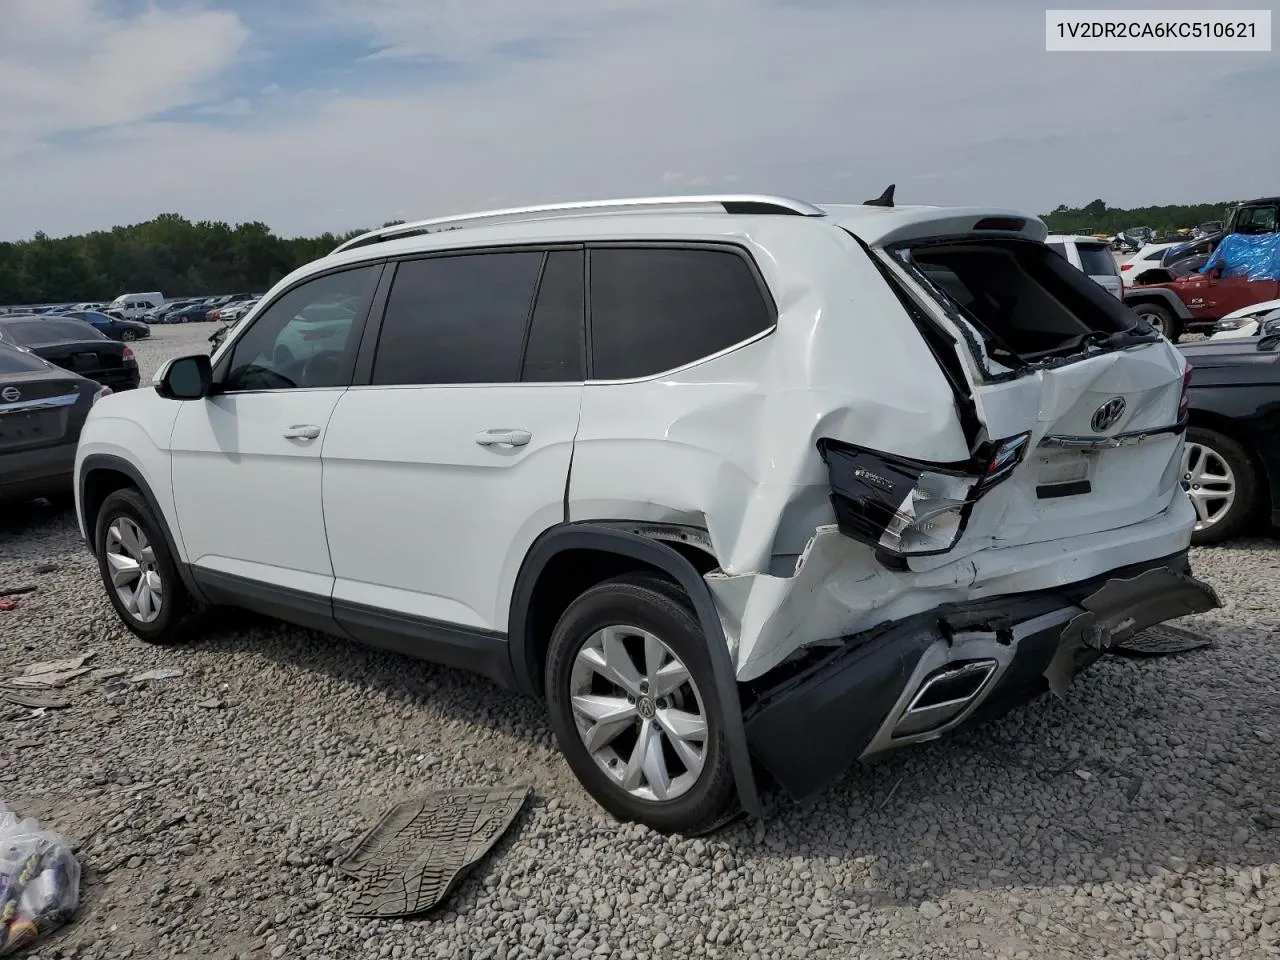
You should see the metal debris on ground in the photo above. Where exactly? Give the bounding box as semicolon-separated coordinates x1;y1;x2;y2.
128;669;184;683
1113;624;1215;657
0;802;80;956
336;785;530;919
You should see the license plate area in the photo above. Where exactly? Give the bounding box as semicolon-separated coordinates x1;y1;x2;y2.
70;352;100;370
0;411;62;449
1034;450;1096;499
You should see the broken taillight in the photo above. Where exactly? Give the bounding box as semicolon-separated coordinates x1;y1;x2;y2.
1179;363;1193;420
817;432;1031;559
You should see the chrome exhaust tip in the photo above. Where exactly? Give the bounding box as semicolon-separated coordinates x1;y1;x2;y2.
891;659;999;739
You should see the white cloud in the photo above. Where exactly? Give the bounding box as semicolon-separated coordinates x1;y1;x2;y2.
0;0;247;147
0;0;1275;240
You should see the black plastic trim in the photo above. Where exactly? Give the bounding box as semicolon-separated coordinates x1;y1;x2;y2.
1036;480;1092;499
77;454;209;605
508;523;762;817
192;567;341;636
333;598;515;688
1122;285;1195;321
351;262;396;386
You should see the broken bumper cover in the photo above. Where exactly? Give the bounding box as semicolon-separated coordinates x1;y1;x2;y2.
741;552;1219;801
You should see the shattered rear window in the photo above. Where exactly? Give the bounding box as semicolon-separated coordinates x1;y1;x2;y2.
894;238;1138;365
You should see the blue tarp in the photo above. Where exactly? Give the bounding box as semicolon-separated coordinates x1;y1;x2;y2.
1200;233;1280;281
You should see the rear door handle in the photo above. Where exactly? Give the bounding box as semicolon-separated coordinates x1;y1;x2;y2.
283;424;322;440
475;429;531;447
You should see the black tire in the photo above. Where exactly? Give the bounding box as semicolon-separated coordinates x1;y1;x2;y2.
1185;426;1259;546
1132;302;1182;342
93;488;199;644
120;329;138;342
544;573;738;835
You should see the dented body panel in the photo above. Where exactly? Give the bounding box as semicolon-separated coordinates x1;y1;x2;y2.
566;213;1201;682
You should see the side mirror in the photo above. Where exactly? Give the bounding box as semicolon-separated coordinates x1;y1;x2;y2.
155;354;213;400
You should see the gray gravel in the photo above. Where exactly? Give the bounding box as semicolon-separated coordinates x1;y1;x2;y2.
1;324;1277;959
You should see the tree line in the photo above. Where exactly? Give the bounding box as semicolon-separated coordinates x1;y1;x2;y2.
1040;198;1240;237
0;213;402;306
0;199;1250;305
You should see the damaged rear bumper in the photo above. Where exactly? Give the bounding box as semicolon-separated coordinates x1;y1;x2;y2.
740;551;1219;801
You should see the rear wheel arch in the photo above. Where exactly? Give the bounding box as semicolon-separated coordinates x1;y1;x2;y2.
507;522;761;817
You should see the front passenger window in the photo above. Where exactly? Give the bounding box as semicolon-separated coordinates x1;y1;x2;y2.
223;265;379;392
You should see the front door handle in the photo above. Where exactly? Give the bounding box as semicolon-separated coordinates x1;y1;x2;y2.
475;428;532;447
283;424;322;440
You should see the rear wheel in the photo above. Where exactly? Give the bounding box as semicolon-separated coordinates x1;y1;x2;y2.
1183;427;1258;545
93;488;199;644
544;574;738;835
1133;302;1182;342
120;329;138;341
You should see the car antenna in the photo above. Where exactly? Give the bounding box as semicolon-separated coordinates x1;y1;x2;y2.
863;184;895;208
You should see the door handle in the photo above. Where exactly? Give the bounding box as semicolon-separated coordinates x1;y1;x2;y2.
283;424;322;440
475;428;532;447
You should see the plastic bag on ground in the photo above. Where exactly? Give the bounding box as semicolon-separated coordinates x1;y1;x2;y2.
0;803;80;956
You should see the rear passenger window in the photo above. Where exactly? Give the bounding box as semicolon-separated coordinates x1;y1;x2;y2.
588;247;773;380
372;251;543;385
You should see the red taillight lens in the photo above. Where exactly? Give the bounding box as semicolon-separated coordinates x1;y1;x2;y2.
1179;363;1193;419
1121;263;1133;271
122;346;135;361
92;385;113;406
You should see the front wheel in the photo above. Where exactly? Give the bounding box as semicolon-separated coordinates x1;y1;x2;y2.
93;488;199;644
1184;427;1258;545
1133;302;1183;342
544;574;738;835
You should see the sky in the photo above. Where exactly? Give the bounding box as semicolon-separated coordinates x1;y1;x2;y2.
0;0;1275;241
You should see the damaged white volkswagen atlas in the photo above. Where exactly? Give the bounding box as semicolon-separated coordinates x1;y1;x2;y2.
75;190;1219;834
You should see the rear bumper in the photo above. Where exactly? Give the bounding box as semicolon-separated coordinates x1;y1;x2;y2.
0;441;77;501
741;551;1219;801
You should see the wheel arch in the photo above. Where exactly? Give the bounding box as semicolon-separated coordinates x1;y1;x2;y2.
78;454;208;604
508;522;760;816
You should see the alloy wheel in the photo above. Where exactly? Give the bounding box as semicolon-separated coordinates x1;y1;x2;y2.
1181;441;1236;531
569;625;708;802
105;516;164;623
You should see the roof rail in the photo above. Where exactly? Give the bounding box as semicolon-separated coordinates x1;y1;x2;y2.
330;194;826;255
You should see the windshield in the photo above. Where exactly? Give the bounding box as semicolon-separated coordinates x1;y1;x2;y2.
1;318;106;344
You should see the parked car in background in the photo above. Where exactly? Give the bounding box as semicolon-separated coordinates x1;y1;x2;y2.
75;192;1216;833
1045;234;1123;298
106;292;165;320
62;310;151;342
0;316;140;392
1179;319;1280;543
165;301;216;323
211;297;260;324
0;340;112;503
1121;241;1180;282
1208;299;1280;339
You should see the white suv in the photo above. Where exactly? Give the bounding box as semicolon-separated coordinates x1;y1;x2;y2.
75;192;1218;834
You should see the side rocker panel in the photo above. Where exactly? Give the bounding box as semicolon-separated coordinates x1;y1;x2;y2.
508;524;762;817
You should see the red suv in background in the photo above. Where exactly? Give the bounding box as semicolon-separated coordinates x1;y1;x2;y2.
1123;197;1279;341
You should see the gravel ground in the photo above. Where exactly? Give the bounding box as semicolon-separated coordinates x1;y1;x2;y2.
2;324;1278;960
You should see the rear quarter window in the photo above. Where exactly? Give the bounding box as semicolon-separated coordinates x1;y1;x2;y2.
588;246;774;380
1076;244;1118;277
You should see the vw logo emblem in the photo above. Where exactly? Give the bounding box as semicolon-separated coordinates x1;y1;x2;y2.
0;386;19;403
636;697;657;720
1090;397;1127;432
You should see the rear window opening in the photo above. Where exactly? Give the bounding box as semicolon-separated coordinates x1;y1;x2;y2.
1075;244;1117;278
891;238;1150;368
